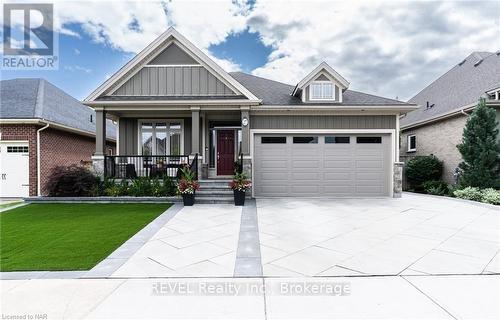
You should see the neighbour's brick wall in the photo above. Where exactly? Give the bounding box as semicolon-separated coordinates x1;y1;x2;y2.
400;115;468;185
1;124;116;196
39;128;96;195
0;124;38;196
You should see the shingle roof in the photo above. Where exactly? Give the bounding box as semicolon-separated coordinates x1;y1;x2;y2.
401;51;500;128
229;72;409;106
1;78;116;139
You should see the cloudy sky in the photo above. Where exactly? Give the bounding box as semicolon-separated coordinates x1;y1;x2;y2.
2;0;499;100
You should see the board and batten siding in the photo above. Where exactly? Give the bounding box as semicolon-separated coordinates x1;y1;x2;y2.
251;115;397;130
118;118;192;155
112;66;236;96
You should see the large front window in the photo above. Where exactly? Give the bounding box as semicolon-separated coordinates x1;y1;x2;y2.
140;121;183;155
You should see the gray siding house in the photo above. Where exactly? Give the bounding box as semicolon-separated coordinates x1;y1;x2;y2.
84;28;417;198
400;51;500;184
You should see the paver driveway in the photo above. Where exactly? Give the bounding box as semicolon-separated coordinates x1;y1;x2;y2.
258;193;500;276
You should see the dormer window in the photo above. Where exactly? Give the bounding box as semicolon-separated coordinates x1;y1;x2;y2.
310;81;335;100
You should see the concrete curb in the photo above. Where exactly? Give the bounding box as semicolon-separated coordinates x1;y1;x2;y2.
24;196;182;203
403;192;500;211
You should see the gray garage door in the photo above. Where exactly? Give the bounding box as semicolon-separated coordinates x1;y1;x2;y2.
253;134;391;197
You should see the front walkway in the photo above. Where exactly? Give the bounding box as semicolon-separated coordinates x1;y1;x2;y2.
111;204;242;277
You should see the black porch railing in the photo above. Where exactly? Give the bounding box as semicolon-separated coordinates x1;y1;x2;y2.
104;154;198;180
236;152;243;174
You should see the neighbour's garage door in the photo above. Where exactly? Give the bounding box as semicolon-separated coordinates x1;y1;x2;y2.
0;142;30;197
253;134;391;197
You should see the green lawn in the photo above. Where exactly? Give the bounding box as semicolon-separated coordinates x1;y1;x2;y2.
0;203;170;271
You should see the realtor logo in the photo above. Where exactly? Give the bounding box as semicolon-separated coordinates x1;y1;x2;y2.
2;3;58;69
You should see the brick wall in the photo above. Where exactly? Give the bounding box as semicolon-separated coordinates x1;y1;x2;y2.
39;128;97;195
1;123;116;196
400;115;468;184
0;124;38;196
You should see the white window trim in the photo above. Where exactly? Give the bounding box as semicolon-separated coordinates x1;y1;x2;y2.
137;119;185;155
309;81;336;101
407;134;416;152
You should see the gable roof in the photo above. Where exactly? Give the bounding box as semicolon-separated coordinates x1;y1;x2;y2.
230;72;410;106
292;62;350;96
401;51;500;128
84;27;259;102
1;78;116;139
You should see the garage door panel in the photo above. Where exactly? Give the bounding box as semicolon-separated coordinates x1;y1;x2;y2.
291;185;320;194
323;172;351;180
260;159;288;169
292;172;321;180
324;160;351;168
254;134;390;197
291;160;319;168
355;160;384;169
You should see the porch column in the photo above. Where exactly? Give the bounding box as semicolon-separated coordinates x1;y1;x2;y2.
191;107;200;155
240;107;252;184
240;107;250;155
92;108;106;177
95;108;107;156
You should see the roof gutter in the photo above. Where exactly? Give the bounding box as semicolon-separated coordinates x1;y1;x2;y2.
0;119;116;142
36;123;50;196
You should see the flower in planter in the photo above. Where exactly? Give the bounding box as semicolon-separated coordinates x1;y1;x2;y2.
177;166;200;195
229;172;252;191
177;179;200;194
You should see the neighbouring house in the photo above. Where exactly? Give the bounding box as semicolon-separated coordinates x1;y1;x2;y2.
400;51;500;184
84;27;417;198
0;78;116;197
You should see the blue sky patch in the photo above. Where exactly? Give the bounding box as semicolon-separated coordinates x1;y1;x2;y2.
209;29;272;73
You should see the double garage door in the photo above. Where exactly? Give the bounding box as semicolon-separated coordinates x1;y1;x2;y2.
253;134;391;197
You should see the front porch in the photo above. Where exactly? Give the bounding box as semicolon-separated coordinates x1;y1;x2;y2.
93;107;250;180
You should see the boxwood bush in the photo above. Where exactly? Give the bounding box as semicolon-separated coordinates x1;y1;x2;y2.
405;155;443;190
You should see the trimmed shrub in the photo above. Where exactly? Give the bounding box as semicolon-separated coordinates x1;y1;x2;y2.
103;179;129;197
422;180;450;196
405;155;443;190
482;188;500;205
453;187;483;202
46;165;99;197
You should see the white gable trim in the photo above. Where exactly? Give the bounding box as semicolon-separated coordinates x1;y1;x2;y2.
84;27;260;102
292;61;350;96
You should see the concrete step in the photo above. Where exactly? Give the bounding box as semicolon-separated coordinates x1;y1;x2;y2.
197;190;233;196
195;196;234;204
199;179;232;184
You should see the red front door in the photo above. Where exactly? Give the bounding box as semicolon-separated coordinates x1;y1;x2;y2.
217;130;235;175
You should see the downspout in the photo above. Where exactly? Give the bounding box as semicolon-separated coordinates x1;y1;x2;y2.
37;122;50;196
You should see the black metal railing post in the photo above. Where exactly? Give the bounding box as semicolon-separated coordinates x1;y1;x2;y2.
237;152;243;174
189;153;198;180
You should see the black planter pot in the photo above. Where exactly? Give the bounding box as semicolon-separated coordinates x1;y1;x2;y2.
233;190;246;206
182;193;195;206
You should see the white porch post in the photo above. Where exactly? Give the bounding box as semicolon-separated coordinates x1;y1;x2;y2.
190;107;201;178
92;108;106;176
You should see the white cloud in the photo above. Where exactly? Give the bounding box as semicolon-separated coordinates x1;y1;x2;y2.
64;64;92;73
50;0;248;71
14;0;497;100
247;0;500;100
